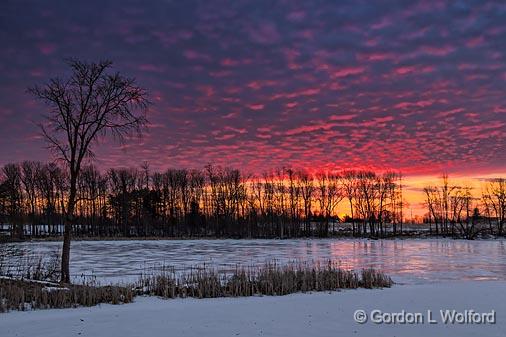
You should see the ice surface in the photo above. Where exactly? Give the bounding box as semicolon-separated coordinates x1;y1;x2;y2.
3;238;506;285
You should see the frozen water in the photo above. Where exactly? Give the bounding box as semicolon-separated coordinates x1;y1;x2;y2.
3;238;506;285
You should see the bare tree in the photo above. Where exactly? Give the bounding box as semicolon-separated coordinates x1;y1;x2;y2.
21;161;40;236
482;178;506;236
298;171;314;235
29;59;148;283
1;164;24;238
341;170;357;235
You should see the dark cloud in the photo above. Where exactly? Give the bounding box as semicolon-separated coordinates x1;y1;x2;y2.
0;0;505;175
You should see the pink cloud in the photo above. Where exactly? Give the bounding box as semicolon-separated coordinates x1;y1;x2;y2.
394;100;435;109
436;108;464;118
395;65;417;75
357;52;396;62
285;120;337;136
466;36;484;48
394;65;434;75
329;114;357;121
220;58;239;66
215;134;236;141
419;45;455;56
332;66;366;78
248;104;264;110
224;126;247;134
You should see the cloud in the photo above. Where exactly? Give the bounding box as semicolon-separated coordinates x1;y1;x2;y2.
0;0;505;176
332;66;366;78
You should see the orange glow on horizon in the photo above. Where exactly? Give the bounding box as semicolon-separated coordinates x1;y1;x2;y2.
390;171;506;219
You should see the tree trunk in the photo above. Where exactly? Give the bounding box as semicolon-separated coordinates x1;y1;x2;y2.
61;175;77;284
60;222;71;283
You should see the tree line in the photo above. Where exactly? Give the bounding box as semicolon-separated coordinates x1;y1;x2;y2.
2;162;504;240
423;174;505;239
0;162;408;239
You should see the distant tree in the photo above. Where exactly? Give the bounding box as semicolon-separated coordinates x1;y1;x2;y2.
341;170;357;235
298;171;314;235
21;161;40;236
316;172;343;236
1;164;24;238
29;59;149;283
482;178;506;236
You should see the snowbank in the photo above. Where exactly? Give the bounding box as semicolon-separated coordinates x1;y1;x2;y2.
1;281;504;337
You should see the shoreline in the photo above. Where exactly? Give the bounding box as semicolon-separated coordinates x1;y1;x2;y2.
4;233;504;243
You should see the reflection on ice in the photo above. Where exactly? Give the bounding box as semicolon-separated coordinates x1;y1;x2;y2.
3;239;506;285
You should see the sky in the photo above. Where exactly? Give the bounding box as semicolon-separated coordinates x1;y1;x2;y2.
0;0;505;190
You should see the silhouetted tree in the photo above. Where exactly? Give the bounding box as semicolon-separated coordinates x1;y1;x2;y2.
29;59;148;283
482;178;506;235
1;164;23;238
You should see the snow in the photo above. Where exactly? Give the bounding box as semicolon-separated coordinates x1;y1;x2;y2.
0;275;60;287
1;281;504;337
42;286;70;292
4;238;506;284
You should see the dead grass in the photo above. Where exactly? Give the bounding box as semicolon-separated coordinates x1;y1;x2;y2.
137;261;393;298
0;253;392;312
0;278;133;312
0;247;60;282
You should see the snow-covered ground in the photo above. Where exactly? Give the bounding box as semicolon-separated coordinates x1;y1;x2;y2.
1;281;504;337
3;238;506;284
